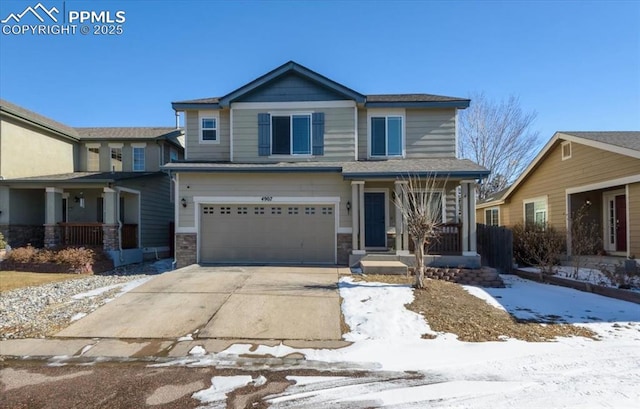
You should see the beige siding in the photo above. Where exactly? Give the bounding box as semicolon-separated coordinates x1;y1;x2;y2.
628;182;640;257
476;205;510;227
184;110;230;161
503;142;640;232
178;173;351;229
357;108;367;160
79;142;162;172
233;107;355;162
405;108;456;158
0;118;75;178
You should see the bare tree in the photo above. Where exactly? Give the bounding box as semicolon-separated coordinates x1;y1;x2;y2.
394;175;444;289
458;92;540;200
570;203;601;278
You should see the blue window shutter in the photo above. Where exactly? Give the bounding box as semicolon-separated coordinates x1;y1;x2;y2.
258;113;271;156
312;112;324;155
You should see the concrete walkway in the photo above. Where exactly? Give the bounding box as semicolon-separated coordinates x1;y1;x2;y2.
55;265;344;341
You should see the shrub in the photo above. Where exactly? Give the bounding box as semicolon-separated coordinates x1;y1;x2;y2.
0;232;6;250
2;245;107;274
54;247;95;269
5;245;38;263
513;222;565;275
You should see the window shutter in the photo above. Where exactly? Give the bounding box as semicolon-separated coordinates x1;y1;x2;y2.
258;113;271;156
312;112;324;156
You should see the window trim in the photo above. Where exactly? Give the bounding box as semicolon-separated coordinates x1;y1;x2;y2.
561;141;572;160
523;196;548;226
269;111;313;156
199;111;220;144
132;145;145;172
484;207;500;226
367;109;406;158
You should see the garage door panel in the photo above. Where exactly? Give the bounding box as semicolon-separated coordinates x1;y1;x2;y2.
200;204;335;264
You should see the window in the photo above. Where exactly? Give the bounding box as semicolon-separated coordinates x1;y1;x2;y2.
110;147;122;171
170;148;178;162
485;208;500;226
199;111;219;143
132;147;145;171
561;141;572;160
524;197;547;226
272;114;311;155
370;116;403;157
87;147;100;171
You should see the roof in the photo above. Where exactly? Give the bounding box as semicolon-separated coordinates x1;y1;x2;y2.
1;98;79;140
477;131;640;209
172;61;469;110
0;171;163;185
75;127;184;142
162;158;489;179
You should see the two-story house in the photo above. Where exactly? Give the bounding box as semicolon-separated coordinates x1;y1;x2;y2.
0;99;184;265
165;62;489;267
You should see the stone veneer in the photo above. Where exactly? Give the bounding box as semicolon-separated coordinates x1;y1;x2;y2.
0;225;44;248
175;233;197;268
336;233;352;265
102;224;119;251
419;266;505;288
44;224;61;248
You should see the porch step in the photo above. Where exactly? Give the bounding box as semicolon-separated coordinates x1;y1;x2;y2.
360;260;408;275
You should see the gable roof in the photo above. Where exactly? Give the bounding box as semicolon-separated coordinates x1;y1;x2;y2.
476;131;640;209
171;61;469;110
1;98;79;140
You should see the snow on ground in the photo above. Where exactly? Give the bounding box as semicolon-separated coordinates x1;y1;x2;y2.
519;265;640;290
181;274;640;408
192;376;253;406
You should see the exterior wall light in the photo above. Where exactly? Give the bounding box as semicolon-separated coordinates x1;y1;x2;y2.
181;198;187;208
346;201;351;215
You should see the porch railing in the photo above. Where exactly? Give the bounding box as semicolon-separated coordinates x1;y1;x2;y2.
58;223;138;249
59;222;103;246
410;223;462;255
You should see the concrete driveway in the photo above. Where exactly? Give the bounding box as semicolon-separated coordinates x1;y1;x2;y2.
56;265;343;341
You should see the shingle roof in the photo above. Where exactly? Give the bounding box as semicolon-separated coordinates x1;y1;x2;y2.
366;94;468;103
0;171;163;184
75;127;182;140
0;98;79;139
559;131;640;152
173;97;220;104
162;158;489;178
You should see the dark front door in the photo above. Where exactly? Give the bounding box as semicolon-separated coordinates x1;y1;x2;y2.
615;195;627;252
364;192;386;247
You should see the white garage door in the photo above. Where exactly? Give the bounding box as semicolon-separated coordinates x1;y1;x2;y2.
200;204;335;264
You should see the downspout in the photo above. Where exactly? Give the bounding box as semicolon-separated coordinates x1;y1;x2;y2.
116;188;124;263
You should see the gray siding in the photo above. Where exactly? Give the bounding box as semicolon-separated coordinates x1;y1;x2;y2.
237;73;349;102
184;110;230;161
80;142;162;172
233;107;355;162
405;108;456;158
10;189;45;224
357;108;367;160
118;174;173;249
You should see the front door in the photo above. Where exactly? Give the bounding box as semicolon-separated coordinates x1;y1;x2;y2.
615;195;627;252
604;191;627;253
364;192;386;248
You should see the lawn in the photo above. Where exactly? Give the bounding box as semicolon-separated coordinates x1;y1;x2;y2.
0;271;83;292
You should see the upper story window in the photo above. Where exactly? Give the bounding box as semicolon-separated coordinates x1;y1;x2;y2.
524;197;547;226
485;207;500;226
369;114;403;157
132;145;145;171
199;111;219;144
561;141;572;160
86;145;100;171
109;144;123;171
170;148;178;162
272;114;311;155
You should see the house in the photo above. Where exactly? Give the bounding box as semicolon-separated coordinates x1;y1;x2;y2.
0;99;184;265
476;131;640;258
165;61;489;267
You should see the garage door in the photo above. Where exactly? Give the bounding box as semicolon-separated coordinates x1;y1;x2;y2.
200;204;335;264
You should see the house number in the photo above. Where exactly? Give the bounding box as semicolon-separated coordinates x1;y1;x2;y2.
261;196;273;202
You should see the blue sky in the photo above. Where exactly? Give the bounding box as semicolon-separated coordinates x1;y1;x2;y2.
0;0;638;148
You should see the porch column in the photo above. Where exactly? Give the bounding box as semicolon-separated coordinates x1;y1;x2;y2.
351;181;364;253
0;186;10;226
44;187;63;248
103;188;119;251
460;181;478;255
358;181;366;251
395;180;409;255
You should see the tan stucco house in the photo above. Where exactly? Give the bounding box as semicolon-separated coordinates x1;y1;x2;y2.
165;61;489;267
476;131;640;258
0;99;184;265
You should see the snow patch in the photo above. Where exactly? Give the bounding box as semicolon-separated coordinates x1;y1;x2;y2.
70;312;87;322
189;345;206;355
192;375;253;404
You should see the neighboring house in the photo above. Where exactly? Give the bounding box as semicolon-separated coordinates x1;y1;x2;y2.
165;61;489;267
476;131;640;258
0;99;184;265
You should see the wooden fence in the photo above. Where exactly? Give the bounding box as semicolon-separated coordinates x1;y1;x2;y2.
477;223;513;272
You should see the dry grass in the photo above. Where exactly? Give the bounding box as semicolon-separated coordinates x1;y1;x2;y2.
0;271;83;292
354;274;597;342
